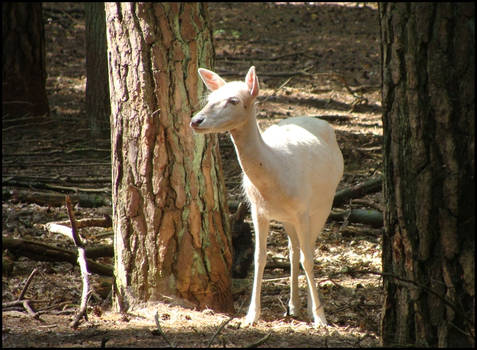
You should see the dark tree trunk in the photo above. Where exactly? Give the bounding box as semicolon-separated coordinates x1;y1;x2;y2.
2;3;49;117
105;3;234;313
85;2;110;138
379;3;474;347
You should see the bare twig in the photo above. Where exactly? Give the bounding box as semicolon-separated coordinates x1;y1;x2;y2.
206;297;247;347
318;277;344;289
206;316;235;348
277;295;288;314
314;72;369;110
36;301;72;315
245;332;272;348
23;300;43;321
153;311;175;347
260;76;293;104
18;268;39;300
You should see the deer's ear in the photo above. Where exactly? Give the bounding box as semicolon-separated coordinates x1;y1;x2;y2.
198;68;226;91
245;66;259;98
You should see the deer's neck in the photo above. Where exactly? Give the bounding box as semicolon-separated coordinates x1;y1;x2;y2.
229;114;278;193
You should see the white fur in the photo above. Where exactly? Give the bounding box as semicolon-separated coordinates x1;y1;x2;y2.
190;66;343;327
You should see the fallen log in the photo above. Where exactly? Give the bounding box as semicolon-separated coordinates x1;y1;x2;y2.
333;177;382;207
2;237;113;276
2;187;110;207
328;208;383;227
2;178;109;193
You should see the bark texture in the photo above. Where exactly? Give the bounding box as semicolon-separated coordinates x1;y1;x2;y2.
105;3;233;313
379;3;474;347
2;3;49;117
85;2;111;138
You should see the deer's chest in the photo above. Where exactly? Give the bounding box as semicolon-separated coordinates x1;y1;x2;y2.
243;177;300;222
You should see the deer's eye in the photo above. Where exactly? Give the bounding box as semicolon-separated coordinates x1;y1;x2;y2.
227;97;240;105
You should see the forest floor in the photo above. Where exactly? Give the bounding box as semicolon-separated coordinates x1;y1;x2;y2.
2;2;384;348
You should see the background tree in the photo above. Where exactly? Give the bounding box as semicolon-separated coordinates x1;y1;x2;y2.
105;3;234;313
85;2;110;138
2;2;49;117
379;3;474;347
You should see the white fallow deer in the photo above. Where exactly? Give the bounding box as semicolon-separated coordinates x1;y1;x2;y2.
190;66;343;327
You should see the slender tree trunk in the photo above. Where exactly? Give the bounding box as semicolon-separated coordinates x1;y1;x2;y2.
105;3;234;313
85;2;110;138
379;3;474;347
2;3;49;117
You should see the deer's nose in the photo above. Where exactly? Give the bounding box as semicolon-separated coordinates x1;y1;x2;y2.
190;115;205;128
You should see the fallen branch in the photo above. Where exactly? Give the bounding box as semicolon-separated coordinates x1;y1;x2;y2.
44;217;113;258
333;177;382;207
65;195;91;328
46;216;112;230
2;237;113;276
2;268;43;321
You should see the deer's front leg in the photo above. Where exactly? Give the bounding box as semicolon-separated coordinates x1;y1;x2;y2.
244;205;269;326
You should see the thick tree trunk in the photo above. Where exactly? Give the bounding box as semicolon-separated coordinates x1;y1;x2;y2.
379;3;474;347
2;3;49;117
85;3;110;138
105;3;234;313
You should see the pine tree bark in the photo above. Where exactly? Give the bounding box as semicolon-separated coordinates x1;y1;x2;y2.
379;3;474;347
85;3;110;138
105;3;234;313
2;3;49;117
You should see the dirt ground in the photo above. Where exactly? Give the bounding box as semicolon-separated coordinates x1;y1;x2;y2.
2;2;384;347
